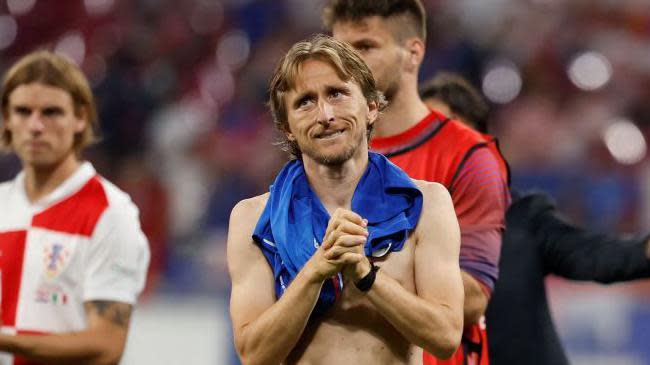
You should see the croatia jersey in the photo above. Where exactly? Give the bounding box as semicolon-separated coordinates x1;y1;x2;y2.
0;162;150;365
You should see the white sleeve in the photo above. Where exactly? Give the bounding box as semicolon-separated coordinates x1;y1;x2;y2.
83;201;150;304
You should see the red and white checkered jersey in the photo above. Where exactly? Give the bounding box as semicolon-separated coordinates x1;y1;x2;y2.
0;162;150;364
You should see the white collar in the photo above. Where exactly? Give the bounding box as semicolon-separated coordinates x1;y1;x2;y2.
15;161;97;211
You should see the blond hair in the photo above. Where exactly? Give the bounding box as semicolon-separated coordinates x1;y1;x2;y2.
268;34;386;158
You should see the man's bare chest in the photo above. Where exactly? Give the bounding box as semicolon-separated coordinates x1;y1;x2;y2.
334;238;416;313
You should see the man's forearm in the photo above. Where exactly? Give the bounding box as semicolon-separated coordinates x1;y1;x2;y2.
364;269;463;359
236;266;324;365
461;271;489;326
0;329;123;365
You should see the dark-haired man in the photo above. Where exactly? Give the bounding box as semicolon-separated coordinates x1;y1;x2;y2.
325;2;510;364
421;71;650;365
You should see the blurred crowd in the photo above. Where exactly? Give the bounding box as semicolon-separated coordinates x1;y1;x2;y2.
0;0;649;301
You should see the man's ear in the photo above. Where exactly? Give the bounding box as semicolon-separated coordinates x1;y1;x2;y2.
367;100;379;127
74;108;88;133
404;37;425;73
75;118;86;133
281;123;295;141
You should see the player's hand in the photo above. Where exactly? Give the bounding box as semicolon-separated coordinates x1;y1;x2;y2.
306;209;368;282
321;208;372;282
343;255;373;283
322;209;368;266
306;244;363;283
321;208;368;252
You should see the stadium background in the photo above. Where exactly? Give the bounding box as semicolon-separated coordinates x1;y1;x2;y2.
0;0;649;363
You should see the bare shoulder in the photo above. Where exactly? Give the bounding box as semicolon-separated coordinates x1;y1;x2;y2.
410;179;460;252
228;193;271;278
411;179;452;206
411;179;457;234
231;192;270;223
228;193;269;251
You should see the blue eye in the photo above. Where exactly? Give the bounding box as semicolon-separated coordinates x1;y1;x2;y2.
298;97;313;108
330;88;349;99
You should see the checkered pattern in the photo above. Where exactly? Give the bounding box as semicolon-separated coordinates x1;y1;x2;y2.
0;163;150;364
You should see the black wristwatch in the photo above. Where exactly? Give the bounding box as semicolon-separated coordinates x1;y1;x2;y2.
354;261;379;292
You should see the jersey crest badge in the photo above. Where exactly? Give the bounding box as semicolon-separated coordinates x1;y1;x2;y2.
43;243;71;279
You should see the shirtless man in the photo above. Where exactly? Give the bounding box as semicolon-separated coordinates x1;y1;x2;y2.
227;34;464;365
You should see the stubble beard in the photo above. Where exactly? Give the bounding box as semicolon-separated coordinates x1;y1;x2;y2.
301;129;365;167
17;142;76;172
383;82;399;103
375;54;402;103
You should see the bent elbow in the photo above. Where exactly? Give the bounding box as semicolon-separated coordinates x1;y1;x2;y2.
239;353;271;365
432;337;461;359
238;355;255;365
422;331;462;360
93;348;125;365
235;342;251;365
421;315;463;359
235;337;265;365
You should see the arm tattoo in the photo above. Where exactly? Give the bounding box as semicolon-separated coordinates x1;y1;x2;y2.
86;301;133;328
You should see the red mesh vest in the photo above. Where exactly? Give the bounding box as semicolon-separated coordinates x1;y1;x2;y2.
371;110;509;191
371;110;509;365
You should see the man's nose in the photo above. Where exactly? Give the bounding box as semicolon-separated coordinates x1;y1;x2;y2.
316;101;334;126
27;113;45;133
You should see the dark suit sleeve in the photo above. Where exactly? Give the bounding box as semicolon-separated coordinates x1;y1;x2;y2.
529;194;650;283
